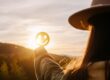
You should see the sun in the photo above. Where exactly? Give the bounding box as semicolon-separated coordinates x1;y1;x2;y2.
26;25;55;50
26;32;54;50
26;27;43;49
27;38;39;49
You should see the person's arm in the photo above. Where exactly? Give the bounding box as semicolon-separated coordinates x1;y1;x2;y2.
34;47;65;80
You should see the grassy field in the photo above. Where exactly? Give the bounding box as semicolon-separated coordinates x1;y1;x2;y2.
0;42;77;80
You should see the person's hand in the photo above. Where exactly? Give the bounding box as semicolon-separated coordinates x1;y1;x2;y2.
34;47;48;58
34;47;53;62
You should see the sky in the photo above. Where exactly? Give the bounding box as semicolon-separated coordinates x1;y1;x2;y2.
0;0;92;56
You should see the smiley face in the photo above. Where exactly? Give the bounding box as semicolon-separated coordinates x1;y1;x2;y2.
36;32;50;46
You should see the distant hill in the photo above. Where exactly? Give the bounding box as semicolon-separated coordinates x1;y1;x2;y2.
0;42;33;54
0;42;36;80
0;42;76;80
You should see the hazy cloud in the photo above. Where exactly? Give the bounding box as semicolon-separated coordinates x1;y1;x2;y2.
0;0;91;56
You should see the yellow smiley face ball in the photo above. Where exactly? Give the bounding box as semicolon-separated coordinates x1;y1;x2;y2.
36;32;50;47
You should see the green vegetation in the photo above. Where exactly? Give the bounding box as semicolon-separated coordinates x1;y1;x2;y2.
0;42;74;80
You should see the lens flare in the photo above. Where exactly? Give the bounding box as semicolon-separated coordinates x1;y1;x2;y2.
36;32;50;47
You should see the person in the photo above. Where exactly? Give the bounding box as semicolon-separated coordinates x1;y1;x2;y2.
34;0;110;80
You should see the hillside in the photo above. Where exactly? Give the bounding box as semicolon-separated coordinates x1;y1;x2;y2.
0;42;75;80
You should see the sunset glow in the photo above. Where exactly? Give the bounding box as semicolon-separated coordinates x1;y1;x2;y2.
0;0;91;56
27;35;54;49
27;37;38;49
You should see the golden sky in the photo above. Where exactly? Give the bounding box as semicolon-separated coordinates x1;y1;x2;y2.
0;0;92;56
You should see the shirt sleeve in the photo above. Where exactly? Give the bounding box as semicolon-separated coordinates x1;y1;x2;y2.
40;58;64;80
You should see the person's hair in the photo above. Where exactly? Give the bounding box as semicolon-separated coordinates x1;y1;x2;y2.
67;12;110;80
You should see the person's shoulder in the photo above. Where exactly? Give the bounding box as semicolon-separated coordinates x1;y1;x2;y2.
88;61;110;80
88;60;110;69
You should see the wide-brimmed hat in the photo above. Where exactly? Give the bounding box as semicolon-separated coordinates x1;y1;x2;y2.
69;0;110;30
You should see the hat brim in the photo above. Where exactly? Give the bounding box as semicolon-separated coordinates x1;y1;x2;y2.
69;5;110;30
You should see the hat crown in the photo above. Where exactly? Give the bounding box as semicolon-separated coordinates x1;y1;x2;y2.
92;0;110;6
